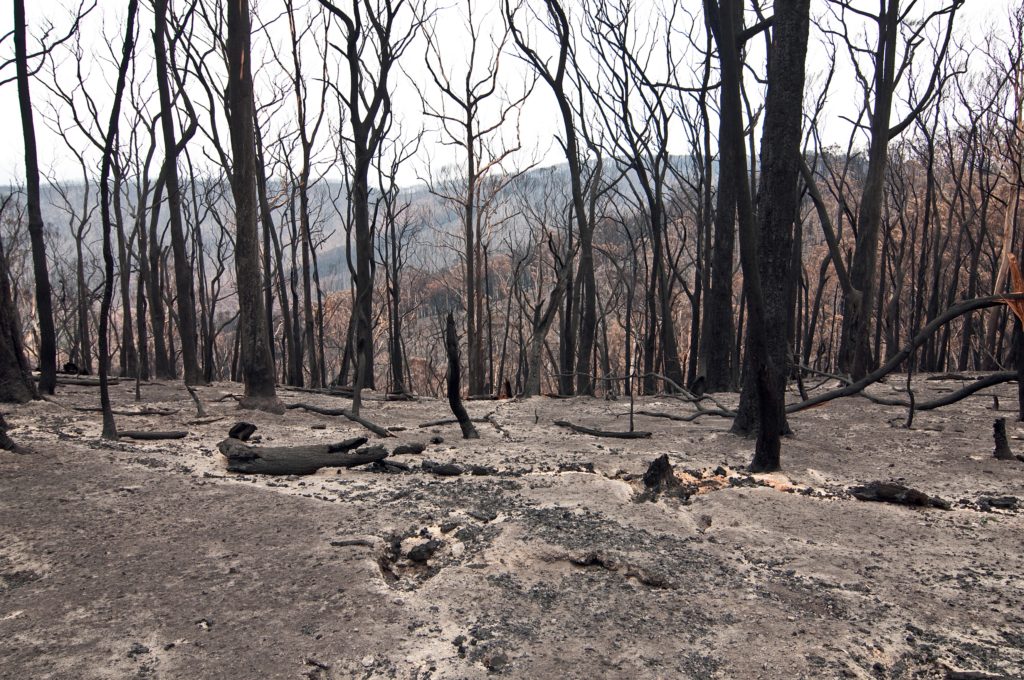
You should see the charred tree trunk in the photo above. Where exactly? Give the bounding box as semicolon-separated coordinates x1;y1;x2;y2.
226;0;281;413
445;312;479;439
0;234;37;403
97;0;140;439
14;0;57;395
153;0;203;386
700;2;739;394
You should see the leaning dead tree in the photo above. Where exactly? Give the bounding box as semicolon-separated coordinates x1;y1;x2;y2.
445;312;479;439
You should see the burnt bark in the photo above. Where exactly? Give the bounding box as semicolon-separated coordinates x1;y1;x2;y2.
219;436;383;475
731;0;810;459
97;0;140;439
0;231;37;403
445;312;479;439
153;0;203;386
14;0;57;395
226;0;282;413
993;418;1013;460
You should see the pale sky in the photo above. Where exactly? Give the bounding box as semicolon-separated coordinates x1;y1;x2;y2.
0;0;1013;190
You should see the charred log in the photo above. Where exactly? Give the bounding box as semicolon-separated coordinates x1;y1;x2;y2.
553;420;652;439
218;436;380;475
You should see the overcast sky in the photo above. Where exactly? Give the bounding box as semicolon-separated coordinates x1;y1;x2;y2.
0;0;1013;190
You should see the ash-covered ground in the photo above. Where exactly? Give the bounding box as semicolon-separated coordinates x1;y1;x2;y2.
1;376;1022;679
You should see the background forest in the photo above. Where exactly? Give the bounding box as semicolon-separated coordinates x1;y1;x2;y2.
1;0;1022;469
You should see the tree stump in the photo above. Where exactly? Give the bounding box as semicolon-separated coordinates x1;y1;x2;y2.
636;454;692;502
994;418;1014;460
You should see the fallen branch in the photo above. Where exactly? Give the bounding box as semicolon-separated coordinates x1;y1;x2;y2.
789;295;1024;414
636;408;734;423
417;416;489;428
554;420;652;439
284;402;394;438
485;413;511;439
856;373;1014;412
119;430;188;440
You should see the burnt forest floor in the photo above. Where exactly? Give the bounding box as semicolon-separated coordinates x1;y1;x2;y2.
1;375;1023;679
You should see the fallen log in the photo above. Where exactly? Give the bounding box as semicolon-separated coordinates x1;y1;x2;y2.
57;377;121;387
553;420;652;439
218;436;380;475
230;421;258;441
281;385;354;398
849;481;950;510
284;402;393;438
636;408;734;423
417;416;489;428
422;460;463;476
72;406;178;416
119;430;188;440
392;442;426;456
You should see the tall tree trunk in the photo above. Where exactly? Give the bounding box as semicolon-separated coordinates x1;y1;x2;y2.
14;0;57;394
113;165;137;378
146;174;174;378
226;0;281;412
710;0;809;471
701;1;740;394
98;0;140;438
153;0;203;385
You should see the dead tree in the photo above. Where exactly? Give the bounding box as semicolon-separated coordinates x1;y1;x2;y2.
153;0;203;386
226;0;282;413
96;0;139;439
318;0;423;400
729;0;811;472
506;0;598;397
218;430;383;475
421;2;533;396
0;200;38;403
445;312;479;439
13;0;64;394
830;0;962;380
